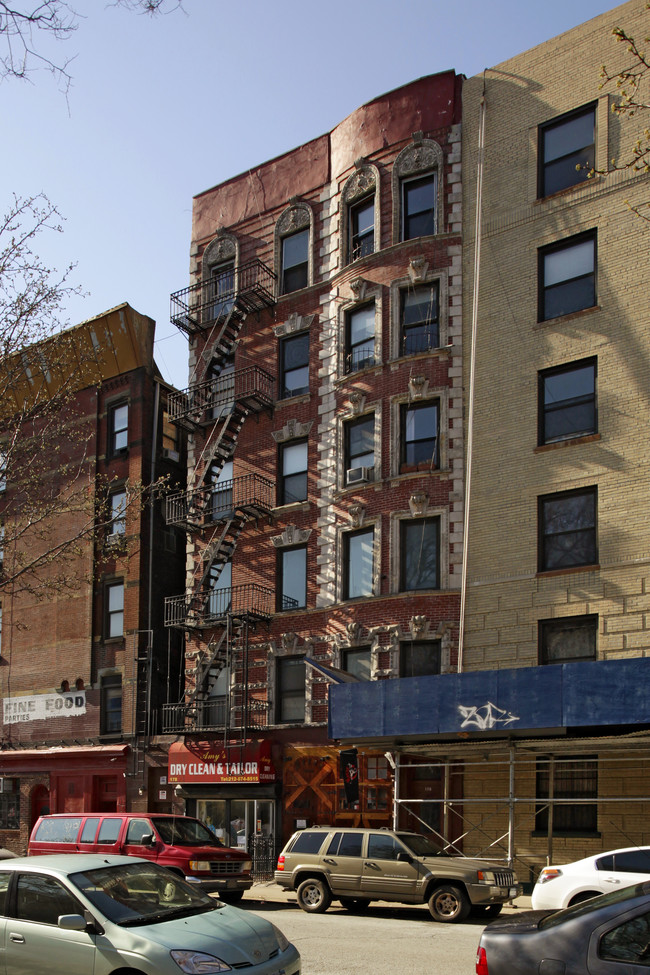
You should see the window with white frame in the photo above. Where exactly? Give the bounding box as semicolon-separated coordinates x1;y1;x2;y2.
349;196;375;261
280;332;309;399
108;402;129;455
105;581;124;639
277;545;307;611
343;647;371;680
401;172;437;240
109;489;126;536
279;440;308;505
401;401;439;470
345;415;375;486
281;229;309;294
100;673;122;735
401;282;439;355
346;303;375;373
343;527;375;600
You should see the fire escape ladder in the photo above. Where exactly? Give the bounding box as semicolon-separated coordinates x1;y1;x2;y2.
198;297;248;372
193;405;247;493
186;628;229;709
197;516;248;591
131;630;152;781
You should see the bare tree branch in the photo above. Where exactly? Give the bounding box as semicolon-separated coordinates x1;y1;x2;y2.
599;3;650;174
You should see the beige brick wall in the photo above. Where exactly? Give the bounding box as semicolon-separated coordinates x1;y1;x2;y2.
462;0;650;669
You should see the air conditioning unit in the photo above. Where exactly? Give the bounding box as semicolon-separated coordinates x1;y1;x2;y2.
347;466;373;485
162;448;180;462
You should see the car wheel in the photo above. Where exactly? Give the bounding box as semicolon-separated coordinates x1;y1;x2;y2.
428;884;471;923
339;897;371;912
568;891;599;906
219;891;245;904
297;877;332;913
470;904;503;919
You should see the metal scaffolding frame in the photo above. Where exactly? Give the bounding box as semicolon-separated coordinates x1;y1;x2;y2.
387;731;650;884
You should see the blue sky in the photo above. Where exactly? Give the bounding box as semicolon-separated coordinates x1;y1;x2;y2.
2;0;622;389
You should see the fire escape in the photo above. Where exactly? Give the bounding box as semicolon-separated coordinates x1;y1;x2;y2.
163;259;277;741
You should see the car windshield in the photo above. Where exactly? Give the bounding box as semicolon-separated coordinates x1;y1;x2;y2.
153;817;222;847
398;833;444;857
540;883;649;929
70;861;217;926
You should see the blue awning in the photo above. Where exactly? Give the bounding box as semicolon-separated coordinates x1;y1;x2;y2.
328;657;650;742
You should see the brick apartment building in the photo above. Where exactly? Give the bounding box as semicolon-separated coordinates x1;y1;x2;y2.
163;71;464;849
0;304;186;854
332;0;650;887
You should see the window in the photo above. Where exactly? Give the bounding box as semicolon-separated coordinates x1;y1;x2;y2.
367;833;402;860
539;232;596;321
105;581;124;638
539;615;597;664
207;560;231;618
535;756;597;834
109;490;126;535
401;401;439;468
401;518;440;591
281;228;309;293
0;777;18;829
343;527;374;599
367;787;389;811
401;283;439;355
280;332;309;398
109;402;129;454
345;415;374;485
0;451;6;492
162;407;179;458
601;911;650;964
367;756;389;780
276;656;305;723
349;196;374;261
343;647;371;680
101;674;122;735
209;261;235;319
346;304;375;373
539;359;597;444
16;873;80;924
401;172;436;240
401;640;441;677
277;546;307;611
279;441;308;505
326;832;363;856
539;103;596;198
539;488;597;572
208;460;233;520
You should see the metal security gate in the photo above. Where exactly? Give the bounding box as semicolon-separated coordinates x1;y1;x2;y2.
250;834;276;880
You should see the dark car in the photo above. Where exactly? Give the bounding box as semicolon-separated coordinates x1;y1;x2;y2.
476;881;650;975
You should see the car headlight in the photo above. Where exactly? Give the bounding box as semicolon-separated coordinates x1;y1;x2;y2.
242;860;252;871
171;950;232;973
189;861;212;872
477;870;496;885
270;923;290;952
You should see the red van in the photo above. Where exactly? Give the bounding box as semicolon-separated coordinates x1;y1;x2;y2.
28;812;253;900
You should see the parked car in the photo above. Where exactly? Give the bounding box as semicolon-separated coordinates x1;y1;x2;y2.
29;812;252;900
477;882;650;975
275;825;520;922
531;846;650;910
0;853;300;975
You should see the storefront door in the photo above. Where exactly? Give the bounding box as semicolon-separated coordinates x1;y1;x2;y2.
197;798;274;853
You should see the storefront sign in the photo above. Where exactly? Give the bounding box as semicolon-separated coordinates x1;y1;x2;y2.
168;740;276;784
3;691;87;725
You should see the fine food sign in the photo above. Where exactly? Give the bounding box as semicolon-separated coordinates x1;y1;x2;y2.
3;691;87;724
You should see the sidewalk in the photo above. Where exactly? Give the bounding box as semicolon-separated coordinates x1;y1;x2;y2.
242;880;533;912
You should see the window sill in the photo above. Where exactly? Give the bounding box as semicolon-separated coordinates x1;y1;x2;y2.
276;392;310;407
532;831;601;839
535;175;603;205
535;305;600;328
535;433;601;453
537;563;600;578
272;500;310;515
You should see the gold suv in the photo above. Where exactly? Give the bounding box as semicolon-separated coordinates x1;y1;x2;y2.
274;826;519;922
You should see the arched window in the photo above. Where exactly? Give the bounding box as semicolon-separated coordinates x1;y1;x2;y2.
275;203;313;295
341;164;380;265
392;138;444;243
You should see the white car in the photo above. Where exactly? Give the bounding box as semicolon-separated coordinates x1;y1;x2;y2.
531;846;650;910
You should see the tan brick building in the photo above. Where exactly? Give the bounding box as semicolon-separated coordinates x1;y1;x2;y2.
458;0;650;880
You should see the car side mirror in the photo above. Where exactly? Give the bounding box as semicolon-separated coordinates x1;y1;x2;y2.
58;914;89;931
396;852;413;863
140;832;155;846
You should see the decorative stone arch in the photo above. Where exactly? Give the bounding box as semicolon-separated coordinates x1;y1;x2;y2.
274;201;314;292
391;136;445;243
340;161;381;265
201;231;239;282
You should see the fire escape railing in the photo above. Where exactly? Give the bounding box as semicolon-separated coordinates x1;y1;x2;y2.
170;258;276;336
164;583;274;629
167;365;275;424
166;473;274;528
161;698;270;734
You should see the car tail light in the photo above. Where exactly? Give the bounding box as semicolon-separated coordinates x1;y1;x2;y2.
476;946;489;975
538;867;563;884
276;854;285;871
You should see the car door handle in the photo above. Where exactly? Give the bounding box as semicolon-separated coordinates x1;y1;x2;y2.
605;877;621;884
323;857;336;864
364;861;380;869
9;933;25;943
